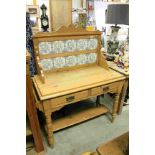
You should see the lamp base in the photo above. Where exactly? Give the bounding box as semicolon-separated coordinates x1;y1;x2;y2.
106;25;120;60
106;54;115;61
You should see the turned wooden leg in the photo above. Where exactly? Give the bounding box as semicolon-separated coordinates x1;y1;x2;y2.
112;92;120;122
44;111;54;146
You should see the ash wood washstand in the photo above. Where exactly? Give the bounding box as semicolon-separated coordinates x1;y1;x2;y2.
26;51;44;153
32;25;126;146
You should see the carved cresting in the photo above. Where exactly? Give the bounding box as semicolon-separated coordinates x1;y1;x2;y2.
55;24;88;33
34;24;101;37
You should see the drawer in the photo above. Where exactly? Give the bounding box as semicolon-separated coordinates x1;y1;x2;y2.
51;90;89;107
90;81;124;96
101;81;124;93
70;90;89;101
51;96;66;106
91;87;102;95
91;84;114;96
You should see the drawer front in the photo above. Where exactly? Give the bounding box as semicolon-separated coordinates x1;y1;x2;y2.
70;90;89;101
51;96;66;106
101;81;124;93
91;81;124;96
91;87;102;95
51;90;89;107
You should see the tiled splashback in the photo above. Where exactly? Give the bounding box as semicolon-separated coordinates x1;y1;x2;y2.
40;53;97;70
39;38;98;54
39;38;98;70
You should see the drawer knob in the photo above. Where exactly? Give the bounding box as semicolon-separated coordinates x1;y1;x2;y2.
102;87;109;92
66;96;75;102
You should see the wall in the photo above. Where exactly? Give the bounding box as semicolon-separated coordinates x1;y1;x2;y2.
72;0;81;9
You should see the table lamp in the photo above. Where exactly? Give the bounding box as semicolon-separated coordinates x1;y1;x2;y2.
105;4;129;61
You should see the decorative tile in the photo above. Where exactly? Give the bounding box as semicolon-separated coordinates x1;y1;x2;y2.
40;59;53;70
46;42;55;54
39;42;48;54
39;38;98;55
87;39;98;50
87;53;97;63
53;57;66;68
40;53;97;71
77;54;87;65
65;40;77;52
53;41;65;53
77;39;87;50
65;56;77;67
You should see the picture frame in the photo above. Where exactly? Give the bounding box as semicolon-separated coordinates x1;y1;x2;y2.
30;16;38;27
26;5;40;17
26;5;40;34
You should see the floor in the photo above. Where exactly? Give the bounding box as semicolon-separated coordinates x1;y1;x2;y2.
27;95;129;155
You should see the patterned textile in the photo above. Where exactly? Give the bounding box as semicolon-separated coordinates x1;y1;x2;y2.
26;12;36;76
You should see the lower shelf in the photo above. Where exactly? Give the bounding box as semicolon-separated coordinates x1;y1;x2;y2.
52;106;109;132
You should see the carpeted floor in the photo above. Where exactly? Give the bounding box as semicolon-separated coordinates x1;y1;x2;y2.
27;95;129;155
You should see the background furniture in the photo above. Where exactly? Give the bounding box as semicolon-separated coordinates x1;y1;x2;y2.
96;132;129;155
107;61;129;114
26;51;44;153
32;25;125;146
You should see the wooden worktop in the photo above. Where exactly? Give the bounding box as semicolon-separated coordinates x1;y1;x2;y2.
33;65;125;100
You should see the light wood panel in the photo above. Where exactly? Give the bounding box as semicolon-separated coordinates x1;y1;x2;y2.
49;0;72;31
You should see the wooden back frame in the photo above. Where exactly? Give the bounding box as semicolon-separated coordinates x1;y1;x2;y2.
32;24;109;84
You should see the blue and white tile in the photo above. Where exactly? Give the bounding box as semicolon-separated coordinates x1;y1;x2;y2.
65;40;77;52
77;39;87;51
77;54;87;65
39;42;48;54
65;56;77;67
87;53;97;63
53;41;65;53
53;57;66;68
87;39;98;50
40;59;54;70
